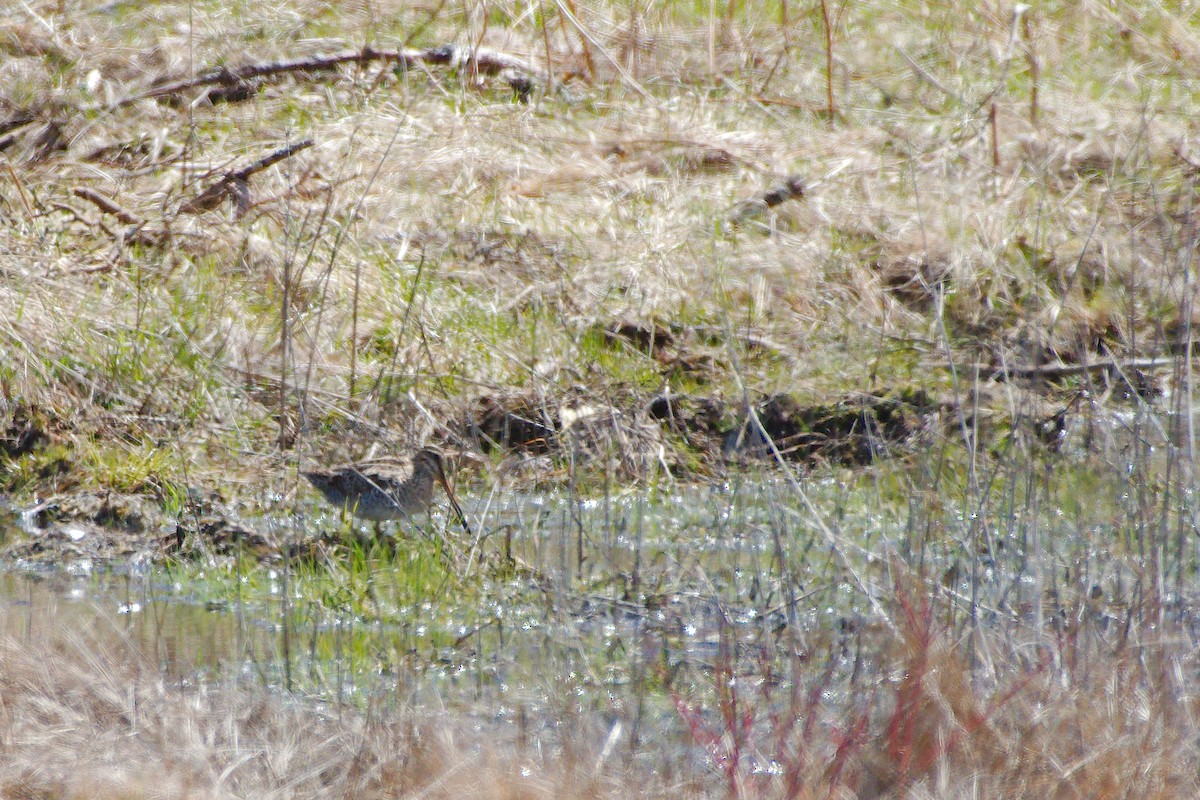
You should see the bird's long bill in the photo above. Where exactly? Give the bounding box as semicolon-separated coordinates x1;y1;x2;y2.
436;469;472;537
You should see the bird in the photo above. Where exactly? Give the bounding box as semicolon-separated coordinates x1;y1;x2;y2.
303;447;472;537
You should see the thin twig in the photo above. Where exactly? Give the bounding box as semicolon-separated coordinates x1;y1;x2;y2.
550;0;649;98
1021;6;1040;127
558;0;596;82
818;0;835;122
4;162;35;219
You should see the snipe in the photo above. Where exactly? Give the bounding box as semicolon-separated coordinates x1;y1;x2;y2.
303;447;471;536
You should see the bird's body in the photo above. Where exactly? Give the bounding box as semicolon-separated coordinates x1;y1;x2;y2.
304;447;471;534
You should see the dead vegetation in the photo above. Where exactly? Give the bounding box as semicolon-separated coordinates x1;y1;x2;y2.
0;610;650;800
2;577;1198;800
0;0;1195;512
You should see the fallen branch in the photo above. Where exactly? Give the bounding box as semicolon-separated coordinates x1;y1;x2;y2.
180;139;314;215
0;113;36;152
73;187;143;226
728;175;807;227
943;356;1176;381
126;44;548;108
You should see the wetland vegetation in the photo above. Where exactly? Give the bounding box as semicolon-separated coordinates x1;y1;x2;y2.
1;0;1200;797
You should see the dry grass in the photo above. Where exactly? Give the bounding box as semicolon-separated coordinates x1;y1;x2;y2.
1;582;1198;800
0;0;1195;498
0;606;659;800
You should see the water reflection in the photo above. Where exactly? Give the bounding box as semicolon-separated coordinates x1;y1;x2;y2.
0;477;835;718
0;567;285;686
0;465;1138;728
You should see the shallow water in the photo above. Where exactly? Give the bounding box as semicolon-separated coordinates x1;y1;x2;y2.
0;461;1174;746
0;478;867;721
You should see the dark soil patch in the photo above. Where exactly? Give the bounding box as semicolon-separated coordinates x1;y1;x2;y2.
2;387;948;565
646;393;728;449
595;318;789;386
0;407;45;459
7;491;172;562
723;390;940;465
870;248;952;312
465;394;666;477
2;488;277;564
602;320;675;353
468;395;557;454
408;226;570;282
472;388;943;471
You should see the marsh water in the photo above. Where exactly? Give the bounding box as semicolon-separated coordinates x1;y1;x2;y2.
0;453;1170;763
0;475;898;757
